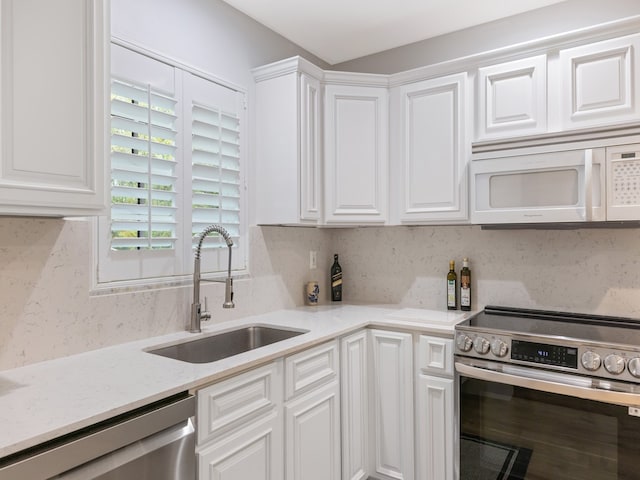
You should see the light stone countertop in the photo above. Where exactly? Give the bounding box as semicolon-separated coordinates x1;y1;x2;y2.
0;304;471;459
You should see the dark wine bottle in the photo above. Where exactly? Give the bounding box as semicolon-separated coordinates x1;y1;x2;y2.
460;258;471;311
447;260;457;310
331;254;342;302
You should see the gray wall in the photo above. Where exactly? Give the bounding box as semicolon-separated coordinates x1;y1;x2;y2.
332;0;640;73
111;0;329;87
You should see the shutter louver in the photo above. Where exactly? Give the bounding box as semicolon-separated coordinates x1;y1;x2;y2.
191;104;241;250
110;80;178;250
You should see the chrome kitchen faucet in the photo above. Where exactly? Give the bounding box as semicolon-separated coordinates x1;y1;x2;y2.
190;224;235;333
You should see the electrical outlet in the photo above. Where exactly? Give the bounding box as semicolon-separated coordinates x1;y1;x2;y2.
309;250;317;270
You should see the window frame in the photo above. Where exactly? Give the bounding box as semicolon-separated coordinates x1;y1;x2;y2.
92;39;248;294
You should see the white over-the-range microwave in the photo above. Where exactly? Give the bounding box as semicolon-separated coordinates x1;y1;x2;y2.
470;124;640;224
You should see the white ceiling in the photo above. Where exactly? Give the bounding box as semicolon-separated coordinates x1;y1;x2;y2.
221;0;568;65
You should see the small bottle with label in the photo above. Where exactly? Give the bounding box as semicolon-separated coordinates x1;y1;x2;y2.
460;258;471;311
331;254;342;301
447;260;457;310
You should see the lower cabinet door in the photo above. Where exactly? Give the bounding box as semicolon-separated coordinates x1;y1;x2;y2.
369;329;414;480
285;380;341;480
341;330;369;480
198;411;283;480
416;374;455;480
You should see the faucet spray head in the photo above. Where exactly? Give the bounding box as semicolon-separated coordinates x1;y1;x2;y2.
223;277;234;308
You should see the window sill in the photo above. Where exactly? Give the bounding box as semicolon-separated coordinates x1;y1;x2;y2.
90;270;250;297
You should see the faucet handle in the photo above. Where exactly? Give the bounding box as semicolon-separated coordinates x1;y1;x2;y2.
201;297;211;322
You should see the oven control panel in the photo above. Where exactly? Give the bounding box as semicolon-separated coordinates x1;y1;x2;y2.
455;329;640;383
511;340;578;369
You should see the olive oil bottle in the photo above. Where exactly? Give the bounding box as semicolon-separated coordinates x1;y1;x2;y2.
460;258;471;311
447;260;457;310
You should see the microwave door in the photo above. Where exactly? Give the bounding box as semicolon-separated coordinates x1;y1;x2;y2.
471;148;605;224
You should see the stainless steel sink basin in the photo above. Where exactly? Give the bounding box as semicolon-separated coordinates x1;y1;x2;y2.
147;326;308;364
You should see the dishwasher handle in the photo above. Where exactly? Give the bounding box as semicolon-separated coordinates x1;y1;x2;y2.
0;393;195;480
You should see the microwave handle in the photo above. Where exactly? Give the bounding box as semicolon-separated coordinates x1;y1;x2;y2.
455;361;640;407
584;148;593;222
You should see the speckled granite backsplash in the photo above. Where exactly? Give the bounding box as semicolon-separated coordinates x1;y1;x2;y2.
334;226;640;316
0;219;331;370
1;219;640;369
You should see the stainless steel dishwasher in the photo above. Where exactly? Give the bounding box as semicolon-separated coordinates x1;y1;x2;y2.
0;392;195;480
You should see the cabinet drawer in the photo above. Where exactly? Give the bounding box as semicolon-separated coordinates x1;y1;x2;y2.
285;340;338;400
197;360;283;445
417;335;453;376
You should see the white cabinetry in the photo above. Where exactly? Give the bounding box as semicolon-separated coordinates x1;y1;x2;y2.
416;335;455;480
341;330;369;480
324;81;389;224
559;33;640;129
0;0;108;216
476;55;547;140
198;412;282;480
253;57;323;225
391;72;468;224
196;341;341;480
196;361;284;480
369;329;414;480
284;340;341;480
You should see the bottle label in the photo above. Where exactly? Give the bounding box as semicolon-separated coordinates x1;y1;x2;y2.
460;287;470;306
447;280;456;307
460;273;471;307
332;272;342;288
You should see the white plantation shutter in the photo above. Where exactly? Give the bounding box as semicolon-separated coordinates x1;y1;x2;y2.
110;80;179;250
97;44;246;286
191;104;241;250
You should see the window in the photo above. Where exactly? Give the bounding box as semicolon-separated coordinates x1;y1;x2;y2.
97;44;246;287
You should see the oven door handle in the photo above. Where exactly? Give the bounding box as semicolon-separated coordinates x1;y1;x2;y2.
455;361;640;407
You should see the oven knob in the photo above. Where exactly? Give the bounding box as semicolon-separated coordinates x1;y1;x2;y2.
628;357;640;378
581;351;601;371
456;334;473;352
490;338;509;357
604;354;626;375
473;336;490;355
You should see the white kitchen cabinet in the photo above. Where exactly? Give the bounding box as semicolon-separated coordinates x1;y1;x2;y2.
0;0;108;216
284;340;341;480
559;33;640;129
369;329;414;480
324;82;389;225
198;410;284;480
476;55;547;140
195;341;342;480
253;57;323;225
391;73;468;224
416;335;455;480
284;380;341;480
196;361;284;480
416;374;455;480
340;330;369;480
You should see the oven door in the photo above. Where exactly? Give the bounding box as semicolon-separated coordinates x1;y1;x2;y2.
456;357;640;480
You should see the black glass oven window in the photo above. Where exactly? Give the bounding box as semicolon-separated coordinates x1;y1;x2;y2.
459;377;640;480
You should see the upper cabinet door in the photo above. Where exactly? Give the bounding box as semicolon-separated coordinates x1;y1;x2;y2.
476;55;547;140
324;84;388;225
559;34;640;129
299;73;322;222
392;72;468;224
0;0;109;216
254;57;323;226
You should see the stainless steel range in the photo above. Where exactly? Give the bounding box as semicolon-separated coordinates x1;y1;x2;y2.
454;306;640;480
